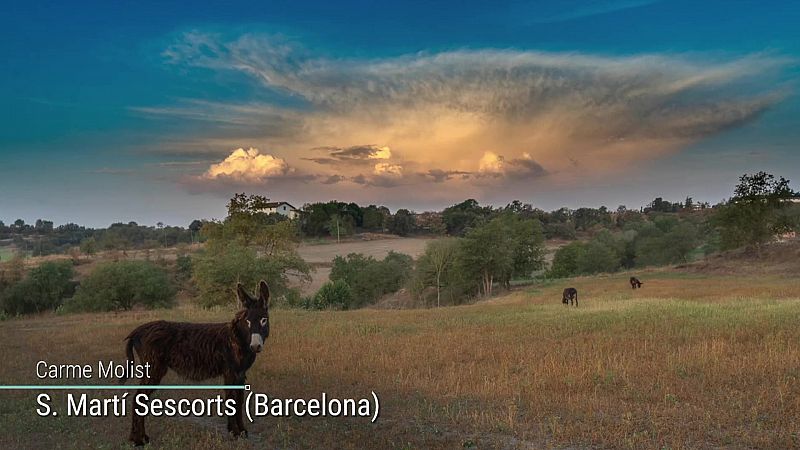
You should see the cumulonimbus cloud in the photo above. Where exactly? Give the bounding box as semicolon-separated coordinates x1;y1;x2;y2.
152;32;789;200
202;147;292;181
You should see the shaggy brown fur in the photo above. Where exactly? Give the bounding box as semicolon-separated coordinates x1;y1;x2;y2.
562;287;578;307
122;281;271;446
630;276;643;289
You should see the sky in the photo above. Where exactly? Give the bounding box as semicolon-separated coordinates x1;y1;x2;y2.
1;0;798;227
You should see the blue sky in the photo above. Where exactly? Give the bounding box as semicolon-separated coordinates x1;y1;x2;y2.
1;0;798;227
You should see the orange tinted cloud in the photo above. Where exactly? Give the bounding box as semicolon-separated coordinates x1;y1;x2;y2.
152;33;787;200
203;148;292;181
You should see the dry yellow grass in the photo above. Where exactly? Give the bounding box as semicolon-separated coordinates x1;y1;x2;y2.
1;270;799;449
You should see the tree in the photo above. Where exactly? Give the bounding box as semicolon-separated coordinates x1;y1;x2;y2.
457;219;514;296
189;219;204;244
714;172;797;251
645;197;682;213
325;214;353;242
80;237;98;256
442;199;491;236
221;193;291;246
34;219;54;233
362;206;385;231
156;222;166;247
503;214;546;281
195;194;310;308
573;207;612;231
258;219;301;256
425;238;459;307
193;242;310;308
445;214;547;297
389;209;416;236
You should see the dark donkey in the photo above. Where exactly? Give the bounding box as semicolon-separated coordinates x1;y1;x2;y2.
630;276;643;289
562;287;578;307
122;281;271;446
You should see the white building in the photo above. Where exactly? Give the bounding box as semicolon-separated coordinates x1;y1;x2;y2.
264;201;300;219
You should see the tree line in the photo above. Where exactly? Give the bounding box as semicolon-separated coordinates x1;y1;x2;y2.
1;172;798;316
0;220;205;259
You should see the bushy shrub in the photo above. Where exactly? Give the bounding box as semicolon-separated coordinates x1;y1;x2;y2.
548;232;624;277
576;240;620;274
377;251;414;292
548;218;701;277
543;221;576;240
635;220;698;266
329;251;413;307
1;261;75;315
273;288;306;309
63;260;174;312
548;242;587;278
309;280;354;310
175;254;193;282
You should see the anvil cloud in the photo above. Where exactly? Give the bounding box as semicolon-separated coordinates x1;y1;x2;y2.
149;32;786;200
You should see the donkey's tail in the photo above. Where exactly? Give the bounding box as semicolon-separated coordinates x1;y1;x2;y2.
119;335;137;385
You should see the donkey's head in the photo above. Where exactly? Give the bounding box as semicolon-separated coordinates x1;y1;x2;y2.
236;281;270;353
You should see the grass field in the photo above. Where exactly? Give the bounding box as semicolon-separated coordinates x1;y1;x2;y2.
0;246;18;262
1;269;799;449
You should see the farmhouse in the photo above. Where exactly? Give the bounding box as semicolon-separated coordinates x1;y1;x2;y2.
264;201;300;219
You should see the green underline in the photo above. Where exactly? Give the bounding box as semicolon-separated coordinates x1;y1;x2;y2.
0;385;247;390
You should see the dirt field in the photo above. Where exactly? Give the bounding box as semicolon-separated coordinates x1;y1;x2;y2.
298;236;433;264
1;268;799;449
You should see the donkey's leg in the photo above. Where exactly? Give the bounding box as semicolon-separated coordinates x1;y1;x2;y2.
224;372;244;437
129;364;166;446
234;373;247;437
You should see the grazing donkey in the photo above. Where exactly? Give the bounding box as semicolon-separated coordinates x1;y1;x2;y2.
122;281;271;446
562;287;578;307
629;276;643;289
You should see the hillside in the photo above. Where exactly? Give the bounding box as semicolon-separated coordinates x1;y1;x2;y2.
1;267;798;448
681;238;800;275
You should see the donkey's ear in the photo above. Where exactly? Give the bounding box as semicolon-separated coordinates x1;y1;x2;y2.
258;280;270;308
237;283;254;308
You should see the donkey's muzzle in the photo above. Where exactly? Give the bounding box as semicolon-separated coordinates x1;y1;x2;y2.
250;334;264;353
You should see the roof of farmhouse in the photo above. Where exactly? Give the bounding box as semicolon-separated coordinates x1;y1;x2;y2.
263;202;297;209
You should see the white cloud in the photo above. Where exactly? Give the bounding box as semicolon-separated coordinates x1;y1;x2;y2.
203;147;291;181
